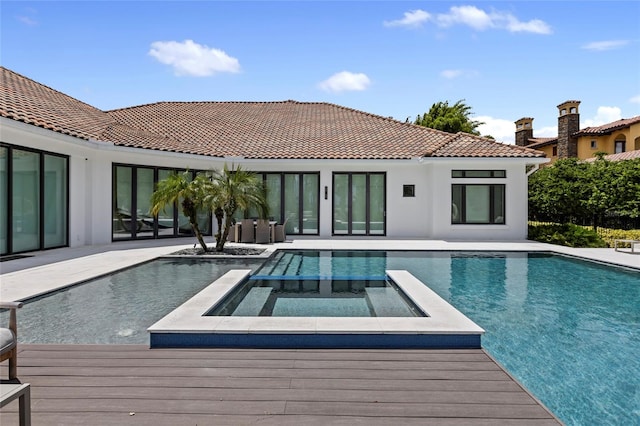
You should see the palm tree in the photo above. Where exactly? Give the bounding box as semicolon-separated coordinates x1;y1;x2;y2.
209;164;268;251
150;171;213;251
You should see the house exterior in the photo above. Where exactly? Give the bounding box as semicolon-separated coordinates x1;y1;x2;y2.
515;100;640;164
0;67;547;255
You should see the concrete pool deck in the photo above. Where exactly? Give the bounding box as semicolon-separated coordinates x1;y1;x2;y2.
1;237;638;302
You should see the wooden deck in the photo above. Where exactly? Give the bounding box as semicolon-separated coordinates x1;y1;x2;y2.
1;344;561;425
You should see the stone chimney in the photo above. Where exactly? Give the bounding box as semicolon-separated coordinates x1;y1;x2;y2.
514;117;534;147
557;100;580;158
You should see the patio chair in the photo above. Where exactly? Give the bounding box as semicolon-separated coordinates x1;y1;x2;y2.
239;219;255;243
1;301;23;381
273;217;289;243
255;219;271;244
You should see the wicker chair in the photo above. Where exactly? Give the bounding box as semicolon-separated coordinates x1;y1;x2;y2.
239;219;255;243
255;219;271;244
273;218;289;243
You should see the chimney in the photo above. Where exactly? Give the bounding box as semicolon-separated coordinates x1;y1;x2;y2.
557;100;580;158
514;117;534;147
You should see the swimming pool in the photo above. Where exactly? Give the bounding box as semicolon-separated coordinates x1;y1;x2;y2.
255;250;639;426
2;249;638;424
0;258;264;344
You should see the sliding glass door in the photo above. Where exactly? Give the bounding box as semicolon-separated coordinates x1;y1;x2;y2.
1;143;69;255
332;172;385;236
238;172;319;236
112;165;211;241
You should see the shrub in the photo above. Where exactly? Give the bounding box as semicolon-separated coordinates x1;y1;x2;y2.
528;223;607;248
591;227;640;248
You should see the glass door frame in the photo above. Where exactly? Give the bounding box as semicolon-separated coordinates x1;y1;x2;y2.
1;142;69;255
331;172;386;236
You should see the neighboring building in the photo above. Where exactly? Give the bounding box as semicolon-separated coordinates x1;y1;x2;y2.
515;100;640;163
0;67;547;255
583;149;640;162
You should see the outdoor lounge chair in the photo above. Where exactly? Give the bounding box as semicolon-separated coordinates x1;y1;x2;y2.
0;301;23;381
255;219;271;244
0;301;31;426
240;219;255;243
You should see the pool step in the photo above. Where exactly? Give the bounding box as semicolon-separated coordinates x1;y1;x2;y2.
285;254;303;276
231;287;273;316
365;287;415;317
268;252;294;276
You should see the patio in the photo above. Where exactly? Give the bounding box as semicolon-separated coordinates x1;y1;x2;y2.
1;344;560;425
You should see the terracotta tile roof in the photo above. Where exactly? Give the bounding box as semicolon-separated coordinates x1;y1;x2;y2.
583;149;640;162
527;137;557;149
1;66;544;160
576;116;640;136
0;67;114;141
430;132;544;157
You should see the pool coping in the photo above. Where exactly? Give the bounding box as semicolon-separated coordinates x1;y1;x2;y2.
147;269;485;349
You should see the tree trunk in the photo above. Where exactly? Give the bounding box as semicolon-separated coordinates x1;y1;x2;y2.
214;208;226;252
190;219;208;252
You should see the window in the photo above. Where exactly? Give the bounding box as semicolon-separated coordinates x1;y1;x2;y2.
451;184;505;224
112;165;212;241
403;184;415;197
237;172;320;235
590;140;597;149
570;107;577;113
615;140;626;154
1;143;69;255
552;146;558;156
452;170;505;178
333;172;386;236
560;109;567;115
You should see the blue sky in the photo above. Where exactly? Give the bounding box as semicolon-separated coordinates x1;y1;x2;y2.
2;1;639;143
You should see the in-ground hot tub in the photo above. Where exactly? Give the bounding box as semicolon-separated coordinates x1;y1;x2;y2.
148;269;484;349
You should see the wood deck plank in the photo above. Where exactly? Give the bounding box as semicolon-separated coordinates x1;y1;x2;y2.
28;386;539;405
0;412;565;426
20;357;503;371
0;344;561;425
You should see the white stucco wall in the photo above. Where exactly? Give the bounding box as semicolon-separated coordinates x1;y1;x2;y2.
428;159;533;240
2;118;546;249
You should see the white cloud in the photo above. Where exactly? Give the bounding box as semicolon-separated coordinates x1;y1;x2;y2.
582;40;629;51
476;117;559;144
504;17;551;34
440;69;464;79
148;39;240;77
386;5;551;34
476;116;517;144
18;16;38;26
582;106;622;128
437;6;493;31
536;126;558;138
383;10;431;28
440;69;478;79
318;71;371;93
630;95;640;104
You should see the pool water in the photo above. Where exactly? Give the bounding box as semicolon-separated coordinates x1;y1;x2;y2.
206;278;425;317
1;258;263;344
